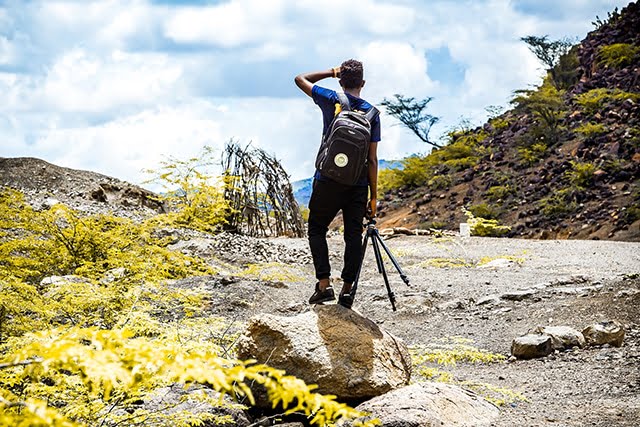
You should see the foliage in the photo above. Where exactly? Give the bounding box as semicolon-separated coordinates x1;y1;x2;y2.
518;142;548;166
378;131;486;193
574;122;607;137
411;338;506;366
485;185;514;201
0;327;378;427
410;338;524;407
597;43;640;68
239;263;306;283
511;78;567;143
521;35;575;89
566;161;597;189
144;145;232;233
467;203;499;220
463;208;510;237
381;94;441;148
420;258;470;269
0;189;214;287
575;88;639;114
488;116;511;131
538;188;578;217
592;7;620;30
551;45;580;90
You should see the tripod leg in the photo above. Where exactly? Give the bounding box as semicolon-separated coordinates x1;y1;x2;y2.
371;234;397;311
373;229;410;286
350;230;370;300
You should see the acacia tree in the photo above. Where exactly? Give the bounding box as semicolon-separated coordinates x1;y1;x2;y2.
521;35;575;89
380;94;442;148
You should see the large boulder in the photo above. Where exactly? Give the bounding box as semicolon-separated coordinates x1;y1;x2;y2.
342;382;499;427
236;305;412;401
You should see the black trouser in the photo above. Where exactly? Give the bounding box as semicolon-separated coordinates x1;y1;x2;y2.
308;178;368;284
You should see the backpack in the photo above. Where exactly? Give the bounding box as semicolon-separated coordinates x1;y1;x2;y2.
315;92;379;186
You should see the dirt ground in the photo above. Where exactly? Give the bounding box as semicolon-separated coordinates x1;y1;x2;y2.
191;234;640;427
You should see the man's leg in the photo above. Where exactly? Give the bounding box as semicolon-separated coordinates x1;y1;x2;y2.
340;185;368;297
308;179;342;291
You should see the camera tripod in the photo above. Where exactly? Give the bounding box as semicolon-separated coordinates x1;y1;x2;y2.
350;218;410;311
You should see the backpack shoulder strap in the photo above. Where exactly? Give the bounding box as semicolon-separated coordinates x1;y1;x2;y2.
365;105;380;123
336;92;351;112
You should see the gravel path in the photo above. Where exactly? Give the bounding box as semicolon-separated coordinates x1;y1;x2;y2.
184;234;640;426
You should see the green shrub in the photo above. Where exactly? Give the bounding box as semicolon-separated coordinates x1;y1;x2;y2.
485;185;514;201
518;142;547;166
468;203;499;220
574;122;607;137
538;188;578;217
566;161;596;188
575;88;640;114
598;43;640;68
427;174;452;190
489;117;511;131
463;208;510;237
511;77;567;142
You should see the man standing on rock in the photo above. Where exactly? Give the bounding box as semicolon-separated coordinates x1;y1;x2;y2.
294;59;381;308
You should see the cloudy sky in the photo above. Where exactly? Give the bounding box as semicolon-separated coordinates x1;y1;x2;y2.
0;0;630;189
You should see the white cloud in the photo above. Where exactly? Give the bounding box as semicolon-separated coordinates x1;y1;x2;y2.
164;0;291;48
1;0;632;189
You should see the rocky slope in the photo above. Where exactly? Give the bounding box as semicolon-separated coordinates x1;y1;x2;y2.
377;1;640;241
0;157;164;218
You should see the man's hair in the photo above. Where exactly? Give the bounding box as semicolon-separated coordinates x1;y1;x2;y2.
340;59;364;89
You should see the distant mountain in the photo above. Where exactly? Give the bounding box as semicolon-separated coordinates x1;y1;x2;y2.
292;159;403;207
376;1;640;241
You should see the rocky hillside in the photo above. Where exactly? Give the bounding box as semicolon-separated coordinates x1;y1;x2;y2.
377;1;640;241
0;157;164;218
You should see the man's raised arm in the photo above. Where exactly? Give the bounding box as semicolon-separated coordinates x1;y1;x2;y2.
294;67;340;97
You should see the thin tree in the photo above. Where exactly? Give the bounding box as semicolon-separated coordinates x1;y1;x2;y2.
380;94;442;148
521;35;574;89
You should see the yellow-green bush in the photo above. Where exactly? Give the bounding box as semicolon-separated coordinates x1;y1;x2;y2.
485;185;514;201
574;122;607;137
518;142;547;166
511;78;567;141
463;208;510;237
575;88;639;114
538;188;578;217
566;160;597;188
0;189;214;285
1;327;378;427
597;43;640;68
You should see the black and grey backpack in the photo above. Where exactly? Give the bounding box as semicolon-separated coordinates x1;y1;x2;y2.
315;92;379;186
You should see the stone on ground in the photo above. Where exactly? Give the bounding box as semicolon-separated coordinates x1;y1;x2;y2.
534;325;586;350
235;305;412;401
511;334;553;359
341;382;499;427
582;320;625;347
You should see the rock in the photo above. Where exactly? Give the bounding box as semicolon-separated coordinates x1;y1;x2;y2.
582;321;625;347
500;289;537;301
511;334;553;359
236;305;412;401
476;295;500;306
534;326;586;350
342;382;499;427
130;384;250;426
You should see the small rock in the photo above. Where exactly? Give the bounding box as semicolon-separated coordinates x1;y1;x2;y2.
476;295;500;306
511;334;553;359
582;321;625;347
501;289;537;301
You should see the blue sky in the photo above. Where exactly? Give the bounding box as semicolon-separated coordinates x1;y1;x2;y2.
0;0;631;188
